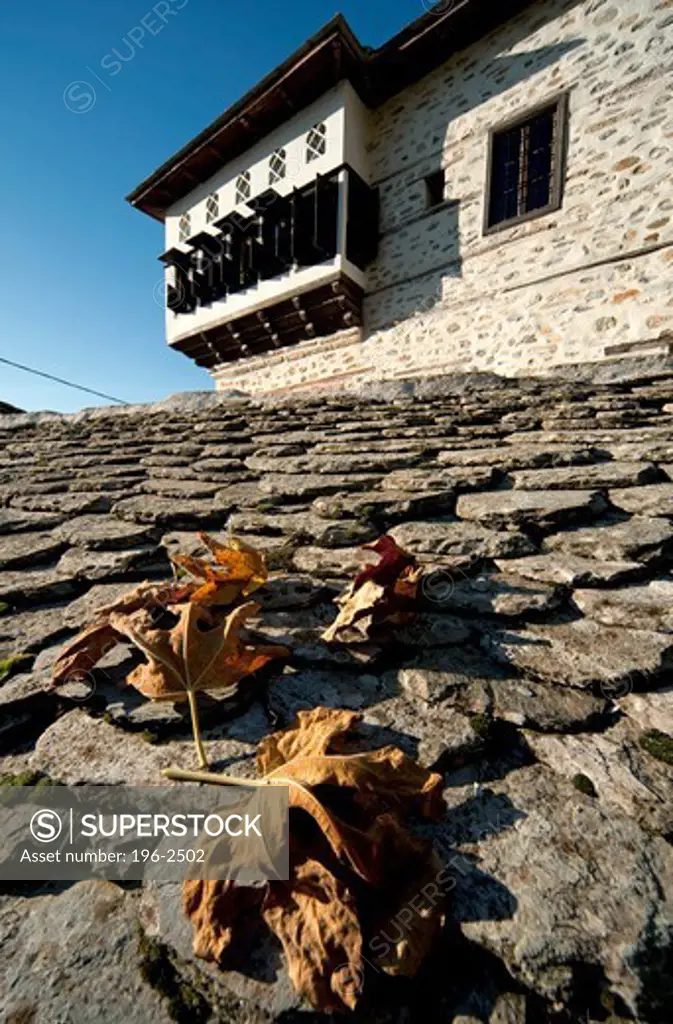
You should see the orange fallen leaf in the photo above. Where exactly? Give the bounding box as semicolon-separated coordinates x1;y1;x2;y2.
111;601;288;767
171;533;267;606
110;601;286;702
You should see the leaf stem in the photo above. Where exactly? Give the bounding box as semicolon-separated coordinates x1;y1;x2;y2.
186;691;209;769
163;766;268;787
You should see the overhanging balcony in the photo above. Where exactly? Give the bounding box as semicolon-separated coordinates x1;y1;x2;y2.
158;164;378;369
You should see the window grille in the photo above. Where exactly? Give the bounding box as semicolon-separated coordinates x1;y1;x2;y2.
485;96;567;233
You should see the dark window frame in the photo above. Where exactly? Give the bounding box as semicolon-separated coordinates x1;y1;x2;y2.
483;92;569;236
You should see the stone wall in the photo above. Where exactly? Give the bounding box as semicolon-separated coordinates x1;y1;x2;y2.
213;0;673;394
211;327;365;394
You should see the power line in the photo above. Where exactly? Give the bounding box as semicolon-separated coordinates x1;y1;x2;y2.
0;356;130;406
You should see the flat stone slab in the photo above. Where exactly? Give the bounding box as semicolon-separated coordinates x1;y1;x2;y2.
610;483;673;516
509;461;658;491
257;473;381;501
481;678;607;732
266;668;387;725
495;553;643;586
0;508;64;534
0;531;65;571
54;514;159;550
381;466;496;492
213;481;269;508
141;477;220;499
31;709;257;785
0;604;72;656
434;573;561;618
608;442;673;463
399;647;507;704
0;882;179;1024
484;618;673;689
112;494;230;528
312;439;433;454
228;509;377;548
9;493;113;515
246;451;421;474
573;579;673;632
362;695;481;769
437;445;596;471
311;488;454;521
390;520;535;558
292;545;376;577
456;490;606;531
56;545;167;583
618;685;673;735
526;722;673;835
452;763;673;1017
543;515;673;562
0;567;78;605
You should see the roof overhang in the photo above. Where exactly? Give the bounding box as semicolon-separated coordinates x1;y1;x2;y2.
126;1;535;222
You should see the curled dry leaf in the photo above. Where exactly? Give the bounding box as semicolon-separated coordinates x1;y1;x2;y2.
111;600;288;768
262;855;363;1012
109;601;287;703
51;580;194;687
50;534;285;769
322;535;421;644
171;533;267;606
180;706;447;1012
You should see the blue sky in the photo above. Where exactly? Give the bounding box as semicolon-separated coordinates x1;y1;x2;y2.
0;0;424;412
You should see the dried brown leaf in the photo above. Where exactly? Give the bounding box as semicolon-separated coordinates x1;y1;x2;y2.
261;855;363;1013
110;601;288;702
51;581;192;686
183;879;265;962
182;707;447;1010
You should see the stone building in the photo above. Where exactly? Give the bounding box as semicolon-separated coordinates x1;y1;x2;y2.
128;0;673;394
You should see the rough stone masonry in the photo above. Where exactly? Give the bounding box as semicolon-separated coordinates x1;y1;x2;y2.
0;358;672;1023
213;0;673;395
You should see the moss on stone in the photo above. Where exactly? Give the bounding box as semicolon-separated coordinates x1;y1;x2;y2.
469;713;493;740
639;729;673;766
0;653;33;685
266;544;297;572
572;773;597;798
138;933;209;1024
0;770;60;787
0;602;10;616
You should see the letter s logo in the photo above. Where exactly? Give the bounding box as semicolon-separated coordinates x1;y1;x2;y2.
30;809;63;843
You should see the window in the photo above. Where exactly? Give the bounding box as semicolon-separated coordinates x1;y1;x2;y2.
269;148;287;186
178;213;191;243
485;94;568;233
425;169;445;209
205;192;219;223
306;122;327;163
235;171;252;205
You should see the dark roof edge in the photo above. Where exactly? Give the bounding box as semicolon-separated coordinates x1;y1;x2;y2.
125;14;367;217
127;1;534;221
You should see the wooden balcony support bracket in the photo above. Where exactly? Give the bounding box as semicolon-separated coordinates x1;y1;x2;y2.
171;271;364;368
